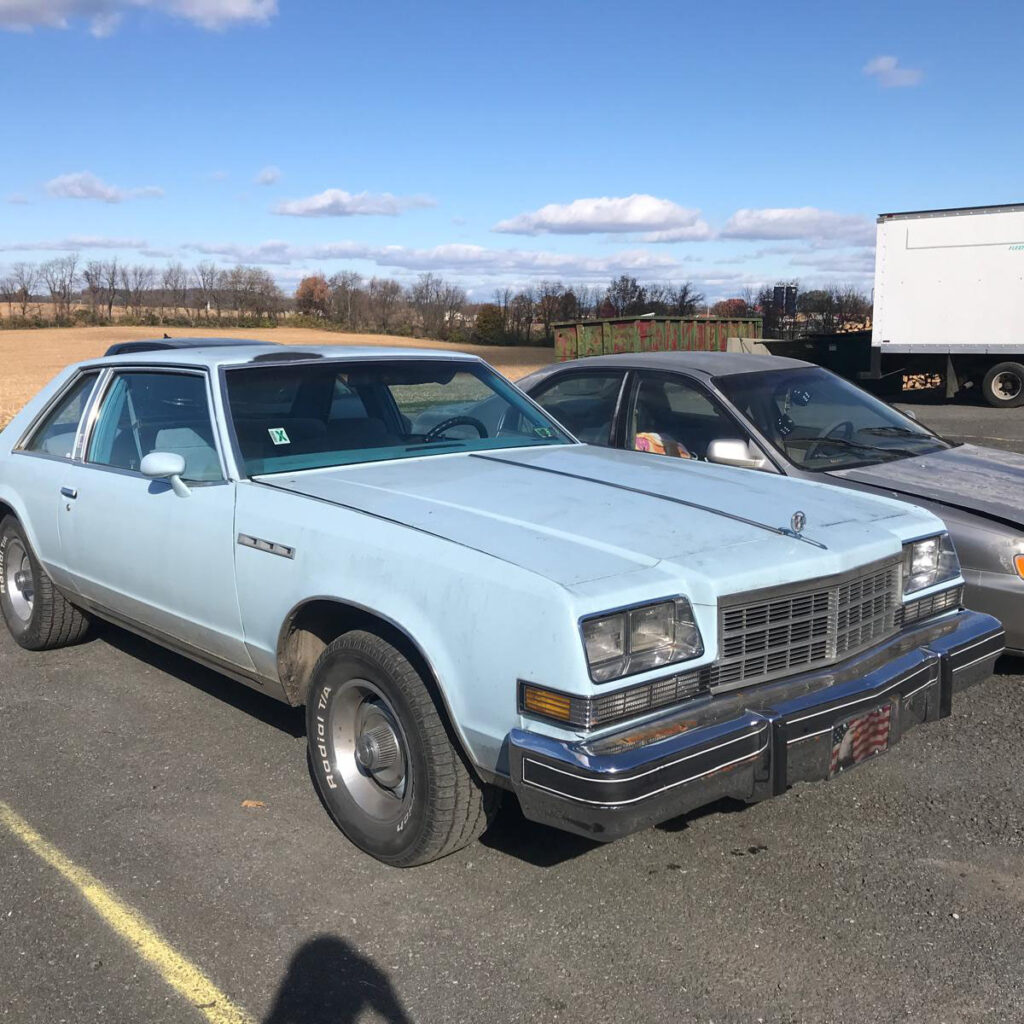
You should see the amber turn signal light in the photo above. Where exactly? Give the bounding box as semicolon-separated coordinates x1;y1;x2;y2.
1015;553;1024;580
521;684;573;723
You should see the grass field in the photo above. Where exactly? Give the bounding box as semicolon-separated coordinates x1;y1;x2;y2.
0;326;555;428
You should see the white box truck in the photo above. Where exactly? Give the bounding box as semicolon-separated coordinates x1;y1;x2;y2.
770;203;1024;407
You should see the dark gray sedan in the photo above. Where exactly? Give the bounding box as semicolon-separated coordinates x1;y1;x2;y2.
519;352;1024;654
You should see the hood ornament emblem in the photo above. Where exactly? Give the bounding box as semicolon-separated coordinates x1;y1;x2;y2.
790;510;807;535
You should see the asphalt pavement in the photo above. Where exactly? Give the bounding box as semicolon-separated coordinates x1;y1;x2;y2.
2;397;1023;1024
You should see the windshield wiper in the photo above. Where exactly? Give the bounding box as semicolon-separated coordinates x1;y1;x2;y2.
788;437;920;461
403;440;468;451
858;426;936;440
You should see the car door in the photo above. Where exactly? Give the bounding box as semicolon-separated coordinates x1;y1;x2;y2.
625;371;771;465
527;369;629;447
7;370;103;590
58;368;253;669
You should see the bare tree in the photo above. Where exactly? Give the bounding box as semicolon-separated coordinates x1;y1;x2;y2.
409;273;465;340
193;261;219;319
508;290;535;343
120;264;155;317
0;274;15;318
10;263;39;318
669;282;704;316
328;271;364;328
161;263;190;318
535;281;564;342
82;261;105;316
368;277;402;332
102;259;119;319
40;254;79;322
493;287;513;337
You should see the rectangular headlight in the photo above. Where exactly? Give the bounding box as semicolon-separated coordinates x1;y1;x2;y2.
903;533;960;595
581;598;703;683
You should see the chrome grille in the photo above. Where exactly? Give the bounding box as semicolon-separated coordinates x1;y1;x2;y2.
712;560;901;690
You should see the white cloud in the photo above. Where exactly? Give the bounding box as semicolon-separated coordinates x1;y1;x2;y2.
0;0;277;35
255;164;281;185
5;193;29;204
0;235;149;251
720;207;875;246
494;194;711;238
183;238;682;279
273;189;437;217
863;55;923;88
45;171;164;203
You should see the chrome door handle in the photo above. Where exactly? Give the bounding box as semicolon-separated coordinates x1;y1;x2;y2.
60;487;78;499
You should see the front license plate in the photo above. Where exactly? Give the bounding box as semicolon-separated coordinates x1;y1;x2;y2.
830;704;892;776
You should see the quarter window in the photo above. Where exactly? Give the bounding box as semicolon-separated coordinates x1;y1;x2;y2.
22;372;99;459
87;372;222;482
530;373;624;447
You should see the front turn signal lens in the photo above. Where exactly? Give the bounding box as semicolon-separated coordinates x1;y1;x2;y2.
521;684;573;723
1015;554;1024;580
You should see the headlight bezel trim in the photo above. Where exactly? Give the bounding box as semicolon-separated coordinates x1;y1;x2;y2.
578;594;705;685
902;532;961;596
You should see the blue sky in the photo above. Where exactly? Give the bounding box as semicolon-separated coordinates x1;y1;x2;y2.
2;0;1023;300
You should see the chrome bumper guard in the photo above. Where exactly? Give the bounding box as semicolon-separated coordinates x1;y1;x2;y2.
509;610;1004;841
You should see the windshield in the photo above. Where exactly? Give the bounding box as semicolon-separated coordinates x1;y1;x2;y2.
225;358;572;475
714;366;952;471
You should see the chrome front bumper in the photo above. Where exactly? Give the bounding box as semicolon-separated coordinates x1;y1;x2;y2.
509;610;1004;841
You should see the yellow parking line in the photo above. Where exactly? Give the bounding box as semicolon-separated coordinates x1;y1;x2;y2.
0;800;255;1024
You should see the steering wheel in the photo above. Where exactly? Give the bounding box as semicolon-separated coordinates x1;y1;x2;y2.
805;419;855;462
423;415;488;441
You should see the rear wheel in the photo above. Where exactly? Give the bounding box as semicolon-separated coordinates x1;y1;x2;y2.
982;362;1024;408
0;516;92;650
306;630;496;866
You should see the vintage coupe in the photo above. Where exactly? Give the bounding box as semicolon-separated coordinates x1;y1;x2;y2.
521;352;1024;655
0;342;1004;865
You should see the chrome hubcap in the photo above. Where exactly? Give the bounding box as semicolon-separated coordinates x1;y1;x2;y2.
4;540;34;623
326;679;411;821
994;372;1022;400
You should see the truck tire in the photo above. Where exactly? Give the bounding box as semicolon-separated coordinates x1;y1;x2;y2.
0;516;92;650
306;630;496;867
981;362;1024;408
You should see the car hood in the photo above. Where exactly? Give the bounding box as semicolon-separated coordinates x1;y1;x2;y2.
830;444;1024;529
257;445;925;594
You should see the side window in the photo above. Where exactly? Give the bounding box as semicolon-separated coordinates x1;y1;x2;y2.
87;372;222;482
629;375;749;461
22;372;99;459
531;373;624;447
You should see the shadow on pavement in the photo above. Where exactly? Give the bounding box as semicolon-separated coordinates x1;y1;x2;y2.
99;624;306;738
479;793;600;866
996;653;1024;676
264;935;413;1024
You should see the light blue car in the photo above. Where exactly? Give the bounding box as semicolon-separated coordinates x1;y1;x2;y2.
0;341;1005;866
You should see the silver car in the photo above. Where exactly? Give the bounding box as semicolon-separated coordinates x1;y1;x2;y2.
520;352;1024;655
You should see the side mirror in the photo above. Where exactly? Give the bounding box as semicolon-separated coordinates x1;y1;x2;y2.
903;408;919;421
140;451;190;498
706;438;767;471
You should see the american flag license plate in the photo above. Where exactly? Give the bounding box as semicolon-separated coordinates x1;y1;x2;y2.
829;704;892;776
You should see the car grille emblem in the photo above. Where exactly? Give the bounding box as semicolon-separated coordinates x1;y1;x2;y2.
790;511;807;535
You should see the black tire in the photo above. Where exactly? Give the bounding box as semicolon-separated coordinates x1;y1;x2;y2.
306;630;496;867
0;515;92;651
981;362;1024;408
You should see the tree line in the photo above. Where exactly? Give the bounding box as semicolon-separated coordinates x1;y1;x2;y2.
0;255;285;327
0;253;872;343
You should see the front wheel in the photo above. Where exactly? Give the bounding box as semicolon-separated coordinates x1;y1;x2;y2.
306;630;496;866
982;362;1024;408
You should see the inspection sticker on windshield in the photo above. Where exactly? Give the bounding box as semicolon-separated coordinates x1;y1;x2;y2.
268;427;291;446
534;426;556;438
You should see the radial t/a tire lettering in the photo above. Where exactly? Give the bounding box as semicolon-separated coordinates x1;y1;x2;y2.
305;629;496;867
